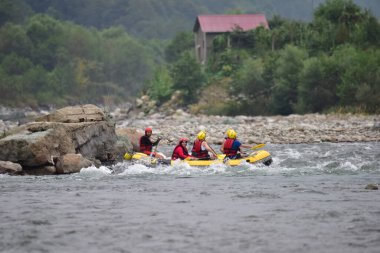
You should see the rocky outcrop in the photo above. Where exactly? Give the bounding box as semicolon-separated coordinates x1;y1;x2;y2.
0;104;121;175
0;123;75;167
35;104;105;123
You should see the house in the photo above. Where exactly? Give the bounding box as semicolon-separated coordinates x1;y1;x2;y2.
193;14;269;64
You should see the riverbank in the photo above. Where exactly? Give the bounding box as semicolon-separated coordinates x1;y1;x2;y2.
2;104;377;175
1;106;379;145
117;111;380;145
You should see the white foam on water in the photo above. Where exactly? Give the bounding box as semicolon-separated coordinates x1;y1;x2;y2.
115;160;229;177
168;162;228;176
282;148;302;159
119;163;153;175
339;161;360;172
79;165;113;176
0;173;11;179
79;142;380;177
320;150;333;158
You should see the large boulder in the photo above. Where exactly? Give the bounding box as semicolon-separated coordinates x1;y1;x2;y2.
55;154;93;174
113;136;133;160
116;127;142;152
36;104;105;123
0;123;75;166
0;104;118;174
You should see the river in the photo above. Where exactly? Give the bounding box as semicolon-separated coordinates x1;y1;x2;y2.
1;142;379;253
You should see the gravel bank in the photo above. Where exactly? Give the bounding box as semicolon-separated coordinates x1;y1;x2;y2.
116;111;380;145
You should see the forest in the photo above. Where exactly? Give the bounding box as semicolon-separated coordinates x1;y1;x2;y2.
0;0;379;114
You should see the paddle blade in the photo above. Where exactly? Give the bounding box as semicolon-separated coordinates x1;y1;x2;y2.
217;154;226;159
251;143;265;150
124;153;133;160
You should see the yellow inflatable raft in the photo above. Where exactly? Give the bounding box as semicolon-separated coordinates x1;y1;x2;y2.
125;150;272;166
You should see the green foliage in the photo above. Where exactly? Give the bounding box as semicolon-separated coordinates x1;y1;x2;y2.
271;45;308;115
250;26;272;55
0;23;32;58
26;15;65;70
0;0;31;26
267;17;308;51
334;46;380;112
311;0;379;51
231;58;272;115
1;53;33;75
0;0;379;115
296;56;339;113
212;34;229;54
201;0;380;115
165;31;194;63
2;0;379;40
171;51;206;104
0;14;155;107
148;66;173;104
351;11;380;48
207;48;250;77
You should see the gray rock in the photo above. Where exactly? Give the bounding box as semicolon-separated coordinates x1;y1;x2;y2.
113;136;133;161
115;113;380;145
55;154;93;174
0;161;22;174
23;166;56;176
35;104;105;123
373;119;380;130
0;124;74;166
365;184;379;190
0;104;118;174
116;127;142;152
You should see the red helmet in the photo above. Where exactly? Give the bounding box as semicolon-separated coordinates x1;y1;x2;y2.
179;137;188;144
145;127;152;134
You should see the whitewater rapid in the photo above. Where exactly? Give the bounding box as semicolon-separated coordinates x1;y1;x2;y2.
1;142;379;253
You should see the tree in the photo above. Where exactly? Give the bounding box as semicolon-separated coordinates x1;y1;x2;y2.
148;66;173;104
231;57;272;115
0;0;32;26
0;23;32;58
335;46;380;112
165;31;194;63
26;14;65;70
171;51;206;104
351;10;380;48
271;45;307;115
312;0;365;50
296;55;339;113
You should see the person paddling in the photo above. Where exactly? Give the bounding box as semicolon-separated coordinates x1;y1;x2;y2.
191;130;218;160
220;129;251;159
171;138;193;160
139;127;164;159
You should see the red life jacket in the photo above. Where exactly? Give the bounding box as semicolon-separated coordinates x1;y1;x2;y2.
223;138;238;157
191;139;209;158
139;135;152;154
172;145;189;160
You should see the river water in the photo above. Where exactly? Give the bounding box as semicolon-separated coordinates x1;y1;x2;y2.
1;142;379;253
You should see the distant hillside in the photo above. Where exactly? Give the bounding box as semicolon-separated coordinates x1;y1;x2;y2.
15;0;380;39
0;0;379;113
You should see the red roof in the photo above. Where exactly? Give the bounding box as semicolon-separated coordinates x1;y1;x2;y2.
194;14;269;33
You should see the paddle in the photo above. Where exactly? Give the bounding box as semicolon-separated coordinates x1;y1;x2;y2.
150;137;161;162
242;143;266;158
208;145;219;159
251;143;265;150
221;144;266;159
